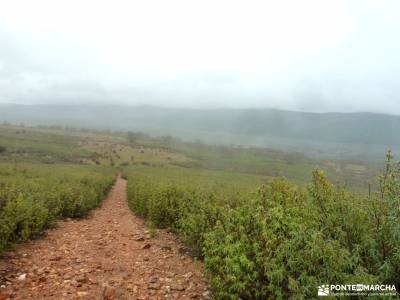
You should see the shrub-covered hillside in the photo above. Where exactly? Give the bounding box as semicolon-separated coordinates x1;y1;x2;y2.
125;152;400;299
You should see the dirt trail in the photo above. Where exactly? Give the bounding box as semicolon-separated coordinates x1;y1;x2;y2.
0;177;210;299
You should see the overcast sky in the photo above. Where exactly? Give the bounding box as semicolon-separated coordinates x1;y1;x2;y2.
0;0;399;113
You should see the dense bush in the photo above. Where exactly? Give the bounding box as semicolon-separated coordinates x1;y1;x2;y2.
126;152;400;299
0;165;115;253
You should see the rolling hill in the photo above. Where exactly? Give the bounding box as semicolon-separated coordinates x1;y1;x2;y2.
1;104;398;160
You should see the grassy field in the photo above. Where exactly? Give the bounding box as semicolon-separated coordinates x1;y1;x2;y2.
124;164;272;204
0;123;381;191
141;136;381;192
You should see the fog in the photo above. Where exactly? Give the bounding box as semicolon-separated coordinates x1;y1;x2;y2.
0;0;399;114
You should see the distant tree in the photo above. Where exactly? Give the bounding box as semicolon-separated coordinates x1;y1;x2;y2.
162;135;174;144
127;132;137;144
194;139;204;146
0;145;6;153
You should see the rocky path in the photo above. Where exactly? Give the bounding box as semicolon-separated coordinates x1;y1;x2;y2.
0;176;210;300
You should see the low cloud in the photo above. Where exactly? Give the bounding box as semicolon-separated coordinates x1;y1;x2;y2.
0;0;399;114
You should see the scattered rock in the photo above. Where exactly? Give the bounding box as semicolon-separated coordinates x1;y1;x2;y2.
127;283;138;293
88;275;98;285
142;243;151;249
134;236;145;242
161;246;172;251
17;273;26;281
63;273;73;280
77;291;88;297
102;285;116;299
50;255;62;261
148;282;160;290
76;274;88;284
202;291;211;298
171;283;185;291
149;277;158;283
178;246;187;254
184;272;193;279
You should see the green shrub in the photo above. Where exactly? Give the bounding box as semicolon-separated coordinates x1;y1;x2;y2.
0;165;115;253
178;199;224;257
127;179;152;218
0;194;49;254
373;151;400;288
148;185;199;230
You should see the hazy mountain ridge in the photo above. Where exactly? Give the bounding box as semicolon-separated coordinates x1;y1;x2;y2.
1;104;398;159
